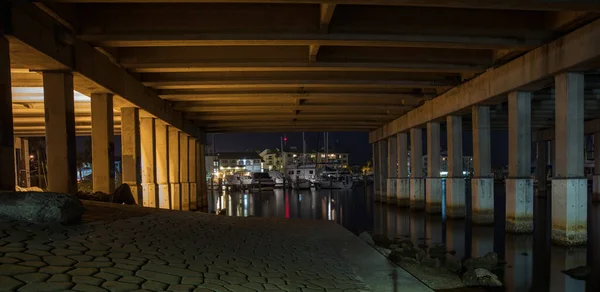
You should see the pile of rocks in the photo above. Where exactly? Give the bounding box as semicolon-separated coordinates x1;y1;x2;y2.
75;183;136;205
358;232;503;288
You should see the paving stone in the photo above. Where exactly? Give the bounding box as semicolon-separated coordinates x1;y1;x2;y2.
5;252;41;262
0;257;21;264
73;276;105;286
86;251;109;257
101;267;135;277
17;282;74;291
70;255;95;262
141;280;168;291
114;263;139;271
119;276;145;285
43;255;76;266
0;275;23;291
48;274;72;282
39;266;72;274
136;270;181;284
0;247;26;253
68;268;100;276
196;283;228;291
107;253;129;259
17;260;47;268
181;276;204;285
72;284;109;292
94;272;121;281
142;264;202;277
242;282;266;291
0;264;37;276
192;289;214;292
15;273;51;283
220;275;247;285
224;284;255;292
24;250;53;257
94;257;111;262
167;284;195;292
76;262;115;268
102;281;140;292
52;248;82;256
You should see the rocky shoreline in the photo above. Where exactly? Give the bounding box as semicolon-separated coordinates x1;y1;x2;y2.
359;232;503;291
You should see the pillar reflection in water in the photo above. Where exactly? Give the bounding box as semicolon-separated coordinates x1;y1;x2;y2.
397;207;410;239
471;226;494;258
445;219;467;261
425;215;443;247
410;212;426;246
550;247;586;292
504;235;533;292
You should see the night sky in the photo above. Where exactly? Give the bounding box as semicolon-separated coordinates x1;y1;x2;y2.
76;130;510;168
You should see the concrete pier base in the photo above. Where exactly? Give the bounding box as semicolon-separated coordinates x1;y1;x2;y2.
158;184;170;209
190;182;198;210
425;177;442;213
471;177;494;225
397;178;410;207
445;178;465;219
142;183;157;207
593;175;600;202
410;178;425;210
505;178;533;233
386;178;397;204
551;178;587;246
181;183;190;211
170;183;181;210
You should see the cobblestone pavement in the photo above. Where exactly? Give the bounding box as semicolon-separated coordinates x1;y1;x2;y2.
0;201;429;292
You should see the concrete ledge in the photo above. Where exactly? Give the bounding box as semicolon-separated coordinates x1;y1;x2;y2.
0;191;84;224
397;178;411;207
425;177;442;214
410;178;425;210
446;178;465;219
551;178;587;246
471;178;494;225
505;178;533;233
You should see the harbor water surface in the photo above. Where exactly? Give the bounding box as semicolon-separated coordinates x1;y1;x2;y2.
208;182;599;291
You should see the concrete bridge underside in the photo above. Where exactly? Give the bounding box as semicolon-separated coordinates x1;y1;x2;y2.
2;0;600;243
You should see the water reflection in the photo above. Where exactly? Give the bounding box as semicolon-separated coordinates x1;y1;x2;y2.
208;185;598;292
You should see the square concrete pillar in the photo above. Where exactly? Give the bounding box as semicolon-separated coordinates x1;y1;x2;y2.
387;135;398;204
426;122;442;213
471;106;494;225
14;137;21;188
180;133;190;211
378;140;388;202
552;72;586;246
0;36;15;191
18;138;31;188
121;107;142;205
506;91;533;233
91;93;115;194
410;128;424;210
155;122;170;209
140;117;158;207
446;115;466;218
43;71;77;194
372;143;380;200
397;133;410;207
168;127;181;210
593;133;600;202
189;137;198;211
536;140;548;197
198;143;208;208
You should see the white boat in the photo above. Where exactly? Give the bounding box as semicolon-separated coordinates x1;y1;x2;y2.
318;174;353;189
224;174;242;186
268;171;286;188
249;172;275;191
291;179;311;190
286;165;318;183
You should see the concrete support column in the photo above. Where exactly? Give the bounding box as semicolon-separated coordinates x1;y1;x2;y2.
155;122;170;209
198;143;208;209
373;143;380;200
168;127;181;210
446;115;466;218
121;107;142;205
18;138;31;187
536;141;548;197
397;133;410;207
506;91;533;233
378;140;388;202
387;135;398;204
0;36;15;191
43;71;77;194
140;117;158;207
593;133;600;202
471;106;494;225
410;128;424;210
426;122;442;213
14;137;21;187
180;133;190;211
91;93;115;194
552;72;586;246
189;137;198;211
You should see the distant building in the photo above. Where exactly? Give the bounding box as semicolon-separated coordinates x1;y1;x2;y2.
213;152;263;175
259;148;350;170
258;149;282;171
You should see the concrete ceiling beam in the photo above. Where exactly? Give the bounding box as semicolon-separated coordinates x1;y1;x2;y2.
4;0;202;139
370;17;600;142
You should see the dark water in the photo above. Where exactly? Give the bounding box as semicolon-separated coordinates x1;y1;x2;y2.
208;183;600;292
